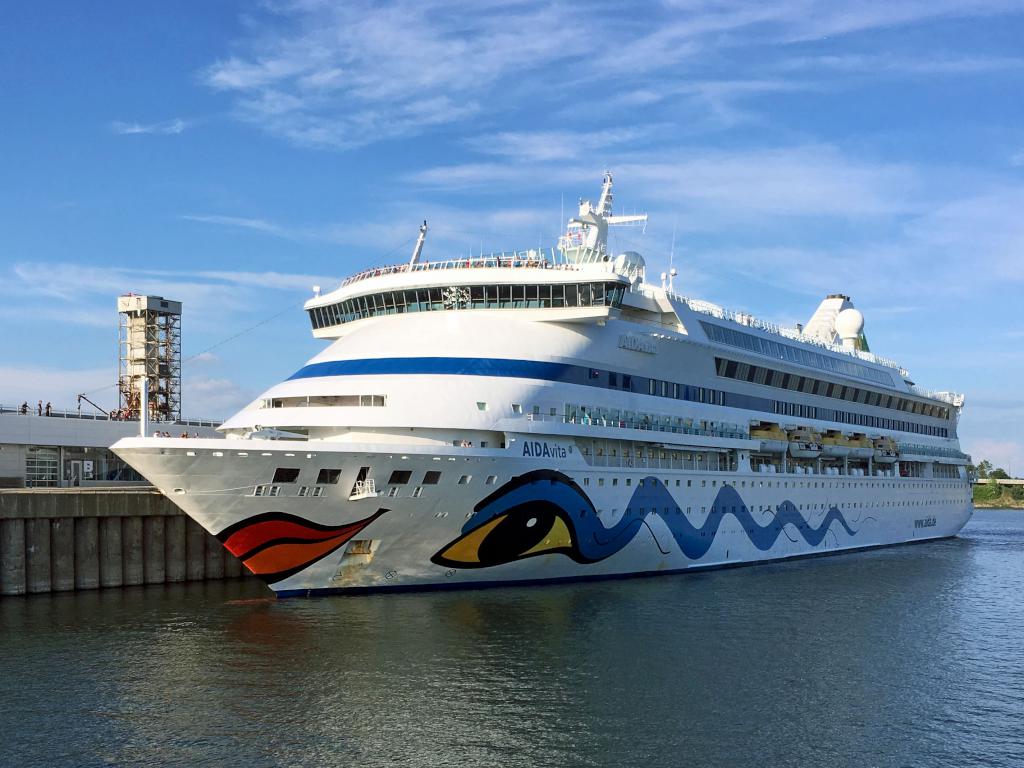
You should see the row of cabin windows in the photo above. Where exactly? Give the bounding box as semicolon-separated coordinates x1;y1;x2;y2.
264;395;386;408
308;282;627;329
583;368;949;438
700;321;894;386
389;469;487;485
266;467;965;496
715;357;950;420
272;467;340;485
274;468;455;486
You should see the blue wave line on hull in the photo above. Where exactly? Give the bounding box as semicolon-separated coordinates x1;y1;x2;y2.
629;481;857;559
460;473;858;562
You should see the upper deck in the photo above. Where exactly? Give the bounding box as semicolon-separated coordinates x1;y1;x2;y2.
340;248;561;289
300;172;963;411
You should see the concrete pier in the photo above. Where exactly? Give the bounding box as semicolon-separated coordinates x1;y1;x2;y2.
0;488;252;595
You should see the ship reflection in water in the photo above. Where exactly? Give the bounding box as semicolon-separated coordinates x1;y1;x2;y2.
2;510;1022;768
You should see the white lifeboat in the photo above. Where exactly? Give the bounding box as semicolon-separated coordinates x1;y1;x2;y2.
788;427;822;458
873;436;899;464
750;421;788;453
848;433;874;460
821;430;852;458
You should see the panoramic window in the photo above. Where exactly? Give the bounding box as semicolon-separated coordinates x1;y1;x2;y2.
316;468;341;484
388;470;412;485
272;468;300;484
307;281;627;329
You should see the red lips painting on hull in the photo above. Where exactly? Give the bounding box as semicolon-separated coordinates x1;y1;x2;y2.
217;509;387;584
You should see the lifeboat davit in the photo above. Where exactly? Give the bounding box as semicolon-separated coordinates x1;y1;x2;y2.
848;433;874;459
821;430;852;458
788;427;822;458
873;436;899;464
750;421;788;453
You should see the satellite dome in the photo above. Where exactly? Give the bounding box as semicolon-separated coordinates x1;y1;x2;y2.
613;251;646;280
615;251;646;268
835;308;865;341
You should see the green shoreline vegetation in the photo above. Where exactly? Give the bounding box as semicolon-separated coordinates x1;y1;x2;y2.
973;483;1024;509
969;459;1024;509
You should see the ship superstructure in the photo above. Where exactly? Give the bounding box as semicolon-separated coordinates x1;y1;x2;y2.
114;173;972;596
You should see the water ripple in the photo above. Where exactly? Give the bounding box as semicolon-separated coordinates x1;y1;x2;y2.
1;510;1023;767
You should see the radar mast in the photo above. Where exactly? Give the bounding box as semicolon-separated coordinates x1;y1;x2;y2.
559;171;647;264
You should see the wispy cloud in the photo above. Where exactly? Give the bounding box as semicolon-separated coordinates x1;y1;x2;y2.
0;365;112;410
0;263;339;327
409;144;919;217
180;214;285;235
110;118;188;135
776;53;1024;78
202;1;590;149
200;1;1024;151
466;128;656;163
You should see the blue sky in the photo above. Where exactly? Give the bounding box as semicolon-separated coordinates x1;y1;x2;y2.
1;1;1022;469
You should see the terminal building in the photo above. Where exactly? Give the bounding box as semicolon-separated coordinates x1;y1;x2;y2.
0;295;221;488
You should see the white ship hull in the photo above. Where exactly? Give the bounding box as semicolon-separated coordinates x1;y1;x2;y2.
114;437;973;596
112;174;974;597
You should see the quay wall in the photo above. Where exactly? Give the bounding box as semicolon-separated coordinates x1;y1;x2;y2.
0;488;251;595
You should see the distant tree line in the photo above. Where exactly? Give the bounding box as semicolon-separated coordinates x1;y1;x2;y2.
969;460;1012;480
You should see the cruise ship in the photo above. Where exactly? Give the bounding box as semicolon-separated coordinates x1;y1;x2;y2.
113;173;973;597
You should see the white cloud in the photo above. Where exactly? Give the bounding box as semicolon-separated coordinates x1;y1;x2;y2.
467;128;655;163
410;144;919;217
779;53;1024;75
111;118;187;135
180;374;258;420
0;264;337;335
180;214;285;235
0;365;113;412
202;1;593;149
962;438;1024;475
198;1;1024;151
902;188;1024;281
0;365;256;420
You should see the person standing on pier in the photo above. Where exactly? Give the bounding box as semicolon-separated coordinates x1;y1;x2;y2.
45;402;52;416
37;400;42;416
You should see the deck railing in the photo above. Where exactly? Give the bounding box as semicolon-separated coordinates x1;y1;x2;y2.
525;413;748;441
660;292;910;374
897;442;970;460
0;403;220;428
339;248;587;288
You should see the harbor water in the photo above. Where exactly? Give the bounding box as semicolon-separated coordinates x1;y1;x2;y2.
2;509;1022;767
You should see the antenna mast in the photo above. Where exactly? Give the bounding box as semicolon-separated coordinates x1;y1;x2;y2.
668;220;678;293
409;220;428;267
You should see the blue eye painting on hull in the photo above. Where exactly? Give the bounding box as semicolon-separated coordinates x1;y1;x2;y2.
431;469;859;569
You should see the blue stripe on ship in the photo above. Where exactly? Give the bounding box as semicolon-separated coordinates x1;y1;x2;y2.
288;357;578;383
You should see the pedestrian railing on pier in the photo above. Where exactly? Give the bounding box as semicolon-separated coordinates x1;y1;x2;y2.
0;403;220;428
